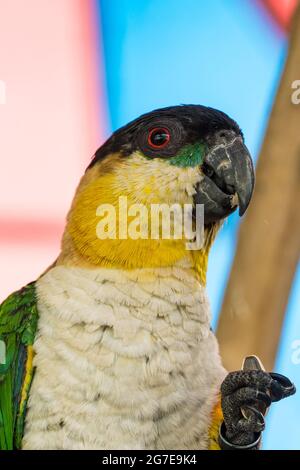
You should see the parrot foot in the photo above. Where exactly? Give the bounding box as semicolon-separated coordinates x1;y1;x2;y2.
219;370;296;449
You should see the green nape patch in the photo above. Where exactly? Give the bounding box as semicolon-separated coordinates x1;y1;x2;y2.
169;142;206;168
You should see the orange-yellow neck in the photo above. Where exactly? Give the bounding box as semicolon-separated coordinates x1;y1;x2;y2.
57;155;220;285
58;224;217;286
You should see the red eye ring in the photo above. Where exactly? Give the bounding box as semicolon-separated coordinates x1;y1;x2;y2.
147;127;171;149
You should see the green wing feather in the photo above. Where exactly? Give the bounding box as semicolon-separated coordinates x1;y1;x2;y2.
0;282;38;449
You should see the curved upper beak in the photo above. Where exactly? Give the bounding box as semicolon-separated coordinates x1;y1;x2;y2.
194;137;255;225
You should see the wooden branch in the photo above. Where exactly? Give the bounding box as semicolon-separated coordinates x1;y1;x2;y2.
216;5;300;371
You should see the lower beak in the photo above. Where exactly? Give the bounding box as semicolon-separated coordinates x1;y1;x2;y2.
194;137;255;225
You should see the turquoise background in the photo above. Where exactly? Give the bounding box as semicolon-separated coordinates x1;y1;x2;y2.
96;0;299;449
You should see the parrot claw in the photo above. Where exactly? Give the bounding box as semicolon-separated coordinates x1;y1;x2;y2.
219;370;296;449
268;372;296;401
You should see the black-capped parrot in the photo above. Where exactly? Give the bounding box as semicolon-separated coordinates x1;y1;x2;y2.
0;105;295;450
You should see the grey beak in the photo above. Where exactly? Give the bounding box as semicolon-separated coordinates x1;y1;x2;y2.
194;137;255;225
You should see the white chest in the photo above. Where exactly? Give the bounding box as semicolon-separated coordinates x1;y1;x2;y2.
23;264;225;450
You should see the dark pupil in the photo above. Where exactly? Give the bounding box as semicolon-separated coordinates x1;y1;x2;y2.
150;130;168;146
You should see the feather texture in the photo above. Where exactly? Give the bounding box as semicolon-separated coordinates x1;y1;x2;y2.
23;262;226;449
0;282;38;449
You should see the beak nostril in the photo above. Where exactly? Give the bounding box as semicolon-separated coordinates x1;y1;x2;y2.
219;132;227;139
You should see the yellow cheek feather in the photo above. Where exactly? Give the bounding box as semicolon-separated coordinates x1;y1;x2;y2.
66;153;216;282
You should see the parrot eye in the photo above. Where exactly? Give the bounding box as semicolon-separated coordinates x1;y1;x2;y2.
136;119;184;158
147;128;171;149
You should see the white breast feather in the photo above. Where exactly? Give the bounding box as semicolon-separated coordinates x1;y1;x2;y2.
22;262;226;450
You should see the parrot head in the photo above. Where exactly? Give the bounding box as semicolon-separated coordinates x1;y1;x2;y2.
63;105;254;281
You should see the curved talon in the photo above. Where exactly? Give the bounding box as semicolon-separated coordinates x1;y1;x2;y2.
269;373;296;401
241;390;271;420
220;369;296;450
241;405;265;432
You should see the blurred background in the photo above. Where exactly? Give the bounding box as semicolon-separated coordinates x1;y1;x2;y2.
0;0;299;449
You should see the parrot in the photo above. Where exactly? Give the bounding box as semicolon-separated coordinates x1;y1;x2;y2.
0;104;295;450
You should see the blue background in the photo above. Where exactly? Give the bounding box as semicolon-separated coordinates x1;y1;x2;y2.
97;0;299;449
